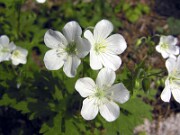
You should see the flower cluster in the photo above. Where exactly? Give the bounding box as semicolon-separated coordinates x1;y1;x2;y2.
44;19;127;77
0;35;28;66
44;19;130;121
155;35;180;103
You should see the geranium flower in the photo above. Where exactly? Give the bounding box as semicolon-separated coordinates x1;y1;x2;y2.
0;35;16;62
36;0;46;3
84;19;127;71
11;46;28;66
44;21;91;78
161;56;180;103
155;35;179;59
75;68;130;122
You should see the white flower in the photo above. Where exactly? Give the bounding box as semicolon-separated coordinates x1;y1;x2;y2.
36;0;46;3
44;21;90;78
11;46;28;66
0;35;16;62
161;56;180;103
84;19;127;71
155;35;179;59
75;68;130;122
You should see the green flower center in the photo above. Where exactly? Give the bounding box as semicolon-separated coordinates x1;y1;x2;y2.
95;87;105;99
12;50;21;57
94;42;106;54
161;43;169;50
65;42;77;55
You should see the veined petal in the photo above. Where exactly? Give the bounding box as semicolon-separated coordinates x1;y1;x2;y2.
106;34;127;55
108;83;130;104
171;88;180;103
94;19;113;42
165;57;176;73
84;30;95;45
44;49;66;70
44;29;67;49
99;99;120;122
160;85;171;102
160;35;178;46
168;45;179;55
76;37;91;58
75;77;96;97
101;53;121;71
96;68;115;88
0;35;9;46
63;55;81;77
81;98;99;120
90;50;103;70
63;21;82;42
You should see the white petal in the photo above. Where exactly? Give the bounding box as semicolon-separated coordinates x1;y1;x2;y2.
44;29;67;49
106;34;127;55
63;55;81;77
90;50;103;70
108;83;130;104
155;45;161;53
63;21;82;42
81;98;99;120
11;46;28;65
96;68;115;88
76;37;91;58
171;88;180;103
176;55;180;69
75;77;96;97
84;30;95;45
160;85;171;102
0;51;11;62
44;49;65;70
161;51;169;59
161;35;178;46
9;42;16;51
0;35;9;46
101;53;121;71
94;19;113;42
165;57;176;73
168;45;179;55
99;99;120;122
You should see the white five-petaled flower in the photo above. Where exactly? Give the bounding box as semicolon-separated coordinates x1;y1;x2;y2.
155;35;179;59
84;19;127;71
161;55;180;103
11;46;28;66
44;21;91;78
0;35;16;62
75;68;130;122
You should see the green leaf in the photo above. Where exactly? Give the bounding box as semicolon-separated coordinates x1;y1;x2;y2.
142;78;150;93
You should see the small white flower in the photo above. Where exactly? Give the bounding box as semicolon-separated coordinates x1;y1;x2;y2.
36;0;46;3
44;21;90;78
11;46;28;66
0;35;16;62
161;56;180;103
75;68;130;122
155;35;179;59
84;19;127;71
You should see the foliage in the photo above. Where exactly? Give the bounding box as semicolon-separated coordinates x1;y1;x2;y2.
114;0;150;23
0;0;159;135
